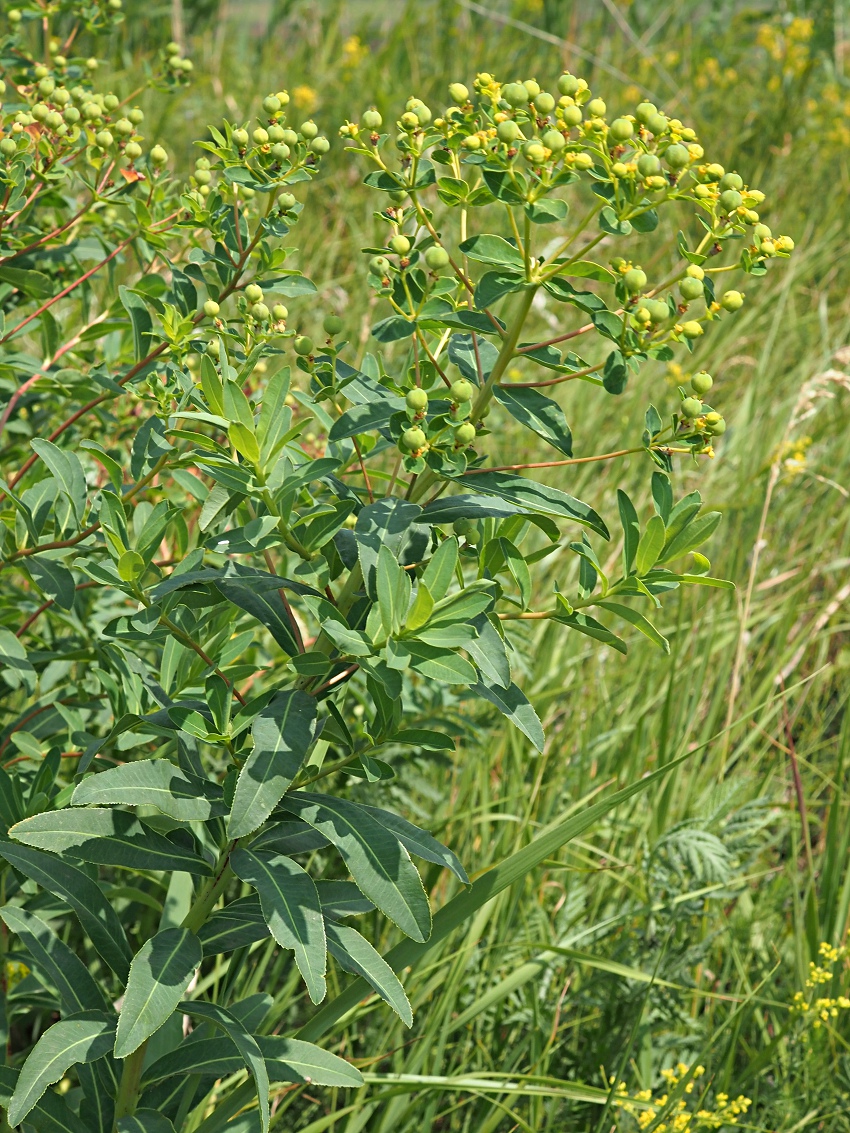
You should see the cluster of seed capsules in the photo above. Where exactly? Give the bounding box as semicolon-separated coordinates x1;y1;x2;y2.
398;381;479;459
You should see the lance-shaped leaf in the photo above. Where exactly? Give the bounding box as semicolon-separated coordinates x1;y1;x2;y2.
325;921;412;1026
114;928;202;1058
117;1111;176;1133
0;906;107;1014
471;679;544;753
494;386;573;456
0;842;132;981
280;793;431;942
455;472;608;537
228;691;318;839
598;601;670;654
0;1064;90;1133
9;809;212;875
8;1012;116;1126
198;896;269;957
179;1000;269;1133
358;804;469;884
72;760;225;821
231;848;326;1003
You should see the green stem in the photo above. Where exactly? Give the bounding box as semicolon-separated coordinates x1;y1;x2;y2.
182;844;236;934
112;1041;148;1128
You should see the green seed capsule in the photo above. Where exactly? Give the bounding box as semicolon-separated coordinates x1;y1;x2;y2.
362;108;382;130
497;119;520;143
401;426;427;451
245;283;263;303
31;104;49;122
267;124;285;143
719;189;742;212
586;97;606;118
534;91;556;114
719;171;743;191
389;234;411;256
448;82;469;103
455;422;476;446
406;388;428;412
721;290;744;311
691;371;713;395
681;397;703;418
665;143;689;169
637;153;661;177
680;321;704;339
278;192;296;210
425;246;450;269
0;138;17;157
271;143;290;161
753;223;772;241
63;106;80;123
624;267;647;293
124;141;142;160
647;113;668;135
573;152;594;170
263;95;281;114
310;136;330;154
251;302;269;321
253;127;269;145
370;255;391;276
452;518;474;536
679;277;704;301
294;335;314;356
707;417;726;435
272;304;288;321
232;128;249;147
635;101;657;124
104;93;119;111
523;79;541;99
541;128;565;152
685;264;705;280
203;299;220;317
561;105;582;127
45;111;63;130
502;82;529;107
206;339;220;356
95;129;114;148
323;314;344;335
609;117;634;141
557;73;580;96
523;142;547;164
300;120;319;139
450;378;474;402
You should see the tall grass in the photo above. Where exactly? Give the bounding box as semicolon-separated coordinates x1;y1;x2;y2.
89;1;850;1127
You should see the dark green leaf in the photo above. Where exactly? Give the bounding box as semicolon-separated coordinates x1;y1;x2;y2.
455;472;608;537
114;928;202;1058
458;234;523;270
72;760;225;821
471;679;544;752
325;921;412;1025
494;386;573;455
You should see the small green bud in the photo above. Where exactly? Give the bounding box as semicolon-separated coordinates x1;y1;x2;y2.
281;129;298;146
271;143;290;162
263;95;281;114
425;246;450;269
0;138;17;157
635;101;657;124
8;9;22;23
268;124;285;143
294;335;314;356
63;106;80;124
278;192;296;210
406;388;428;413
245;283;263;303
609;117;634;141
194;168;211;185
685;264;705;280
401;426;427;452
203;299;220;317
707;416;726;435
250;302;269;321
523;79;541;98
253;127;269;145
389;234;411;256
180;59;194;73
573;152;594;170
124;141;142;160
664;143;689;169
679;277;704;301
104;93;119;111
361;108;382;130
115;117;134;136
206;339;220;356
129;107;144;124
680;321;704;339
721;290;744;311
691;371;713;395
561;104;582;127
753;223;772;241
586;97;606;118
534;91;555;114
31;104;49;122
38;77;55;96
523;142;547;164
624;267;647;293
448;82;469;103
150;143;168;164
300;120;318;139
681;397;703;418
166;42;181;55
450;378;474;403
272;304;288;321
309;136;330;154
453;517;474;536
95;129;114;149
45;111;63;130
232;128;249;147
719;172;743;191
776;235;794;252
323;314;344;336
719;189;742;212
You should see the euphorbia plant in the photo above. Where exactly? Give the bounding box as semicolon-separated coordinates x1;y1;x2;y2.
0;7;793;1132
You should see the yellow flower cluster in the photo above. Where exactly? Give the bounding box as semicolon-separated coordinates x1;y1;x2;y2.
6;959;30;989
791;942;850;1030
756;16;813;79
613;1064;752;1131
